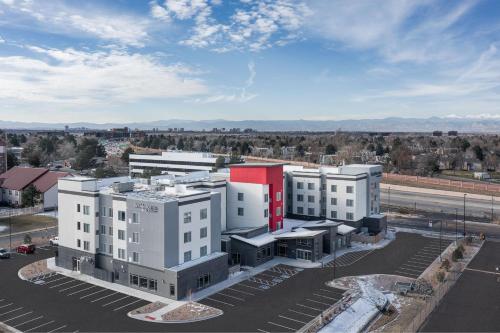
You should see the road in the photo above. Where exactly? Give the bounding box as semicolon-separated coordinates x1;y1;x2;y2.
381;188;498;219
0;227;57;250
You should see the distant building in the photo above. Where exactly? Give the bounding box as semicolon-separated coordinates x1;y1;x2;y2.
432;131;443;137
448;131;458;136
7;147;24;161
0;135;6;174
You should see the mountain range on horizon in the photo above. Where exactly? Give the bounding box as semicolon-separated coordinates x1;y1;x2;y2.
0;117;499;133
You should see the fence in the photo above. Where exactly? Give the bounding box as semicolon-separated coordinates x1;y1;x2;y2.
383;173;500;195
0;205;44;218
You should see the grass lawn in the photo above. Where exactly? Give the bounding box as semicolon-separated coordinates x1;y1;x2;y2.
0;214;57;235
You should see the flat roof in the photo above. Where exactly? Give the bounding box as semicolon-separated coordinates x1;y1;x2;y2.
230;162;286;168
231;234;276;247
337;224;356;235
275;228;326;239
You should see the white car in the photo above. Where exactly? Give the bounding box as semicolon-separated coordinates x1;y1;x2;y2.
49;236;59;246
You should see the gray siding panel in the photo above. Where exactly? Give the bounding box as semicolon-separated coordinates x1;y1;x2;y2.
164;201;179;268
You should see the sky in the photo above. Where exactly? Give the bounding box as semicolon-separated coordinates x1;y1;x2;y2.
0;0;500;123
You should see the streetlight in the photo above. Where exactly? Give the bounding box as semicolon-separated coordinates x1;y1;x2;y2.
388;186;391;214
333;241;337;280
455;208;458;243
463;193;467;237
492;195;495;224
439;220;443;261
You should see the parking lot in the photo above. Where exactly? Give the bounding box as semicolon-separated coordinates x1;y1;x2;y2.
323;249;373;268
0;232;449;332
421;240;500;332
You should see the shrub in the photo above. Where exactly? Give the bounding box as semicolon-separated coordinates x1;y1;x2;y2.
441;259;451;271
436;271;445;283
23;234;32;244
452;248;463;262
398;207;410;215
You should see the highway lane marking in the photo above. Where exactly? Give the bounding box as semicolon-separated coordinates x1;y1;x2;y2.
113;299;143;311
313;293;337;300
216;292;245;302
268;321;296;331
0;307;23;316
90;292;119;303
296;303;322;312
102;296;130;307
47;325;68;333
24;320;55;332
3;311;34;323
79;288;107;299
226;287;254;296
279;315;307;324
306;298;331;306
0;303;13;309
67;285;97;296
59;282;88;292
13;316;43;328
205;297;234;307
288;309;315;318
49;279;79;288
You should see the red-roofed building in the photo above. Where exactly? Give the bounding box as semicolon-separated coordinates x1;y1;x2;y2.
0;167;70;209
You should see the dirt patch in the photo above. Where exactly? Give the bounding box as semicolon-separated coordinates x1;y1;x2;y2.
130;301;166;315
161;302;222;322
0;215;56;235
19;259;52;280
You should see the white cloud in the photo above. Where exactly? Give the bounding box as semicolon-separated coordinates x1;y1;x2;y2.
0;0;150;47
0;46;208;106
0;35;4;43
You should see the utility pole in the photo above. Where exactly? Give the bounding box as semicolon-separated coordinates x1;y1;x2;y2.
333;240;337;280
492;195;495;224
455;208;458;243
439;220;443;261
463;193;467;237
388;186;391;215
9;213;12;253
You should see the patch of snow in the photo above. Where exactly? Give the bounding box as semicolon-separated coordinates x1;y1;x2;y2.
319;297;380;333
0;225;7;233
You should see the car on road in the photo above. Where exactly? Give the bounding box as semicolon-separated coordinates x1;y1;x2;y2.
0;248;10;259
16;244;36;254
49;236;59;246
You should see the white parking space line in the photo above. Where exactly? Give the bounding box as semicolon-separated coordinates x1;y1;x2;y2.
59;282;88;292
306;298;331;307
49;279;79;289
319;288;342;295
288;309;315;318
237;283;264;291
13;316;43;328
67;285;97;296
90;292;119;303
313;293;337;301
113;299;143;311
102;296;130;307
226;287;254;296
0;299;4;302
0;307;23;316
0;303;13;309
257;329;269;333
205;297;235;307
268;321;296;331
414;254;435;259
398;267;423;273
279;315;307;325
24;320;55;332
3;311;34;323
47;325;68;333
44;276;68;284
259;272;278;279
395;270;419;277
296;303;322;312
37;247;50;251
217;292;245;301
408;259;431;264
80;288;107;299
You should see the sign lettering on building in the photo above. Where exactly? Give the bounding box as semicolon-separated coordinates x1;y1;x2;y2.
135;202;159;213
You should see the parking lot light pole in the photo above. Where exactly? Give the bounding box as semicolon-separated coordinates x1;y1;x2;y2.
492;196;495;224
463;194;467;237
439;220;443;261
455;208;458;243
9;215;12;253
333;242;337;280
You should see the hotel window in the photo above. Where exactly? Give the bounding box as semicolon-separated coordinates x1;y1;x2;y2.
132;252;140;263
237;207;244;216
118;230;125;240
238;192;244;201
346;186;354;194
308;195;315;203
76;204;81;213
130;274;139;286
108;226;113;236
132;212;139;224
264;194;269;202
297;182;304;189
184;251;192;262
77;239;81;248
101;206;106;217
183;212;192;223
118;248;126;259
308;183;315;190
149;279;158;292
83;241;90;251
132;232;140;243
108;208;113;217
170;284;175;296
139;277;148;289
184;232;192;243
297;194;304;202
118;211;126;221
264;209;268;218
276;207;282;217
83;223;90;233
200;245;207;257
200;227;208;239
77;221;81;230
331;197;337;205
109;244;113;254
321;184;326;191
100;225;106;235
346;199;354;207
83;205;90;215
200;208;208;220
297;206;303;214
331;211;337;219
276;192;281;201
346;212;354;220
331;185;337;192
308;208;315;216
